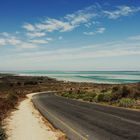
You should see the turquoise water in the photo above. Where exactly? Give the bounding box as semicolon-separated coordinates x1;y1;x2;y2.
13;71;140;84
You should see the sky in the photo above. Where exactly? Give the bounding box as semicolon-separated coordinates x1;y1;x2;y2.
0;0;140;71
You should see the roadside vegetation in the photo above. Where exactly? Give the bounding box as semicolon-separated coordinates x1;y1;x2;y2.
0;74;69;140
0;73;140;139
61;84;140;109
0;126;6;140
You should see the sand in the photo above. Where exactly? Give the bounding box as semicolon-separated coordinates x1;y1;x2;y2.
4;93;63;140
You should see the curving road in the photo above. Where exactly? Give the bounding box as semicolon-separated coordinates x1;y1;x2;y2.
32;92;140;140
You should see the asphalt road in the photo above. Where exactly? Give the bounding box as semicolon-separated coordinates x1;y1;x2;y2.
32;93;140;140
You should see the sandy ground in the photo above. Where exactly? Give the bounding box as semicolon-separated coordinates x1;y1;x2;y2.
3;93;65;140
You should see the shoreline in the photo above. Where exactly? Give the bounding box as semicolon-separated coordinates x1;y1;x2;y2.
1;71;140;84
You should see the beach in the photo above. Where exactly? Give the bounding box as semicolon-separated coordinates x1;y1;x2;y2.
14;71;140;84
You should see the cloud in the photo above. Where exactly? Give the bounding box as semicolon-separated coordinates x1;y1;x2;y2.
0;38;6;46
21;4;140;44
1;4;140;51
83;27;106;35
96;27;106;33
7;37;21;45
104;6;140;19
0;32;10;37
0;34;39;49
84;22;92;28
30;39;49;44
19;43;38;49
36;18;75;32
22;5;140;38
128;35;140;41
65;5;97;25
0;36;21;47
23;23;36;31
26;32;46;38
8;36;140;61
22;5;99;34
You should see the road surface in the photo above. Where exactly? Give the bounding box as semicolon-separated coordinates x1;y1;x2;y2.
32;93;140;140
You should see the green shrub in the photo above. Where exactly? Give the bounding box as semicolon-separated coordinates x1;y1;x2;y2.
61;92;97;102
0;126;6;140
101;89;107;93
83;96;93;102
112;86;119;92
118;98;136;108
121;86;130;97
94;93;105;102
7;93;18;102
89;93;97;98
112;86;129;100
24;81;38;85
128;89;140;99
103;92;113;102
3;93;18;109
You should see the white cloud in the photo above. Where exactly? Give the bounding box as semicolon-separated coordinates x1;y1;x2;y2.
84;27;106;35
128;35;140;41
7;37;21;45
1;4;140;51
0;38;6;46
83;32;95;36
35;18;75;32
46;37;53;41
65;6;97;26
21;4;140;40
0;32;9;37
23;23;36;31
1;36;140;70
30;39;48;44
0;36;21;46
0;34;39;49
26;32;46;38
104;6;140;19
84;22;92;28
96;27;106;33
19;42;38;49
23;5;98;34
8;37;140;61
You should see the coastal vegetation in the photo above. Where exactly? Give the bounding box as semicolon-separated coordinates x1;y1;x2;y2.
0;74;66;139
0;74;140;139
61;84;140;109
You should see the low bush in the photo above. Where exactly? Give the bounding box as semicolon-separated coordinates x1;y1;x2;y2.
121;86;130;97
94;93;105;102
118;98;136;108
6;93;18;108
112;86;119;92
62;92;97;102
0;126;6;140
24;81;38;85
82;93;96;102
103;92;113;102
83;96;93;102
128;89;140;99
111;86;129;100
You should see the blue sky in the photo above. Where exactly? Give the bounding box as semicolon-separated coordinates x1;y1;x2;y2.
0;0;140;71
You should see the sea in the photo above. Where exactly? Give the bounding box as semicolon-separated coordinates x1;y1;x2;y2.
5;71;140;84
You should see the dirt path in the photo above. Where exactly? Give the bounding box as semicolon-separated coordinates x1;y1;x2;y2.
3;93;65;140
